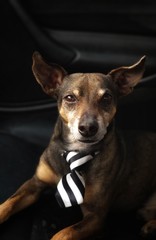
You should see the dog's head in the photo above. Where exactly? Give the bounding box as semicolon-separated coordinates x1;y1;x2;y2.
32;52;146;147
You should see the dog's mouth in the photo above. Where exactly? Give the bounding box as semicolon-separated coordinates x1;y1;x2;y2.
78;134;106;144
76;127;108;144
78;139;97;143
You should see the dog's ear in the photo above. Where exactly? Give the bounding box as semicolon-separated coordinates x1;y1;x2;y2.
32;51;67;96
109;56;146;96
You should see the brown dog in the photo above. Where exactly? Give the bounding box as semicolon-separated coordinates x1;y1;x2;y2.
0;52;156;239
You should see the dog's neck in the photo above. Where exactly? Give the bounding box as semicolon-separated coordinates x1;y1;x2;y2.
53;117;115;153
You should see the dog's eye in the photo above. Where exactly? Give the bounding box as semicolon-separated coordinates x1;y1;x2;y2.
64;95;76;103
102;92;112;105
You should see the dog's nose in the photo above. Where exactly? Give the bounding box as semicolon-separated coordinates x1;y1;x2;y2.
78;119;98;137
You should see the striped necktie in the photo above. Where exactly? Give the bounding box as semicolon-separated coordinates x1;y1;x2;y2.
55;151;99;208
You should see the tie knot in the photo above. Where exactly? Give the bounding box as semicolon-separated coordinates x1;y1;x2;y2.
63;151;99;171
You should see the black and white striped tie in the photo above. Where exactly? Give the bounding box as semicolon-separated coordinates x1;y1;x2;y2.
55;151;99;208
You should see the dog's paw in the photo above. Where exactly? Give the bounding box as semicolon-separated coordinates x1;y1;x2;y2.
0;201;13;224
0;206;9;224
51;227;78;240
141;220;156;239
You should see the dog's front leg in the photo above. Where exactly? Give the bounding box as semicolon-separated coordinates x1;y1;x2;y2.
0;176;45;223
51;184;110;240
52;211;105;240
0;155;59;224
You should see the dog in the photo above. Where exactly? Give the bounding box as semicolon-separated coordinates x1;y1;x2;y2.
0;52;156;240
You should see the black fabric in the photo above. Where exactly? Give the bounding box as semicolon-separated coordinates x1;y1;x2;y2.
0;132;43;202
22;0;156;36
0;132;43;239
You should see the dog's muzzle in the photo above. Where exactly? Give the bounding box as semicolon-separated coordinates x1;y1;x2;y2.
78;114;99;138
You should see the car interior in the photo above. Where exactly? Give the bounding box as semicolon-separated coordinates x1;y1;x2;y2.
0;0;156;239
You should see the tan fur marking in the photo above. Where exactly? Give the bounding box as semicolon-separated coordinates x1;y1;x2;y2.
59;107;69;124
98;88;106;97
73;89;80;97
36;158;59;185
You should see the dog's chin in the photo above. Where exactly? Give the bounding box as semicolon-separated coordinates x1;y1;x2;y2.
66;134;106;151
